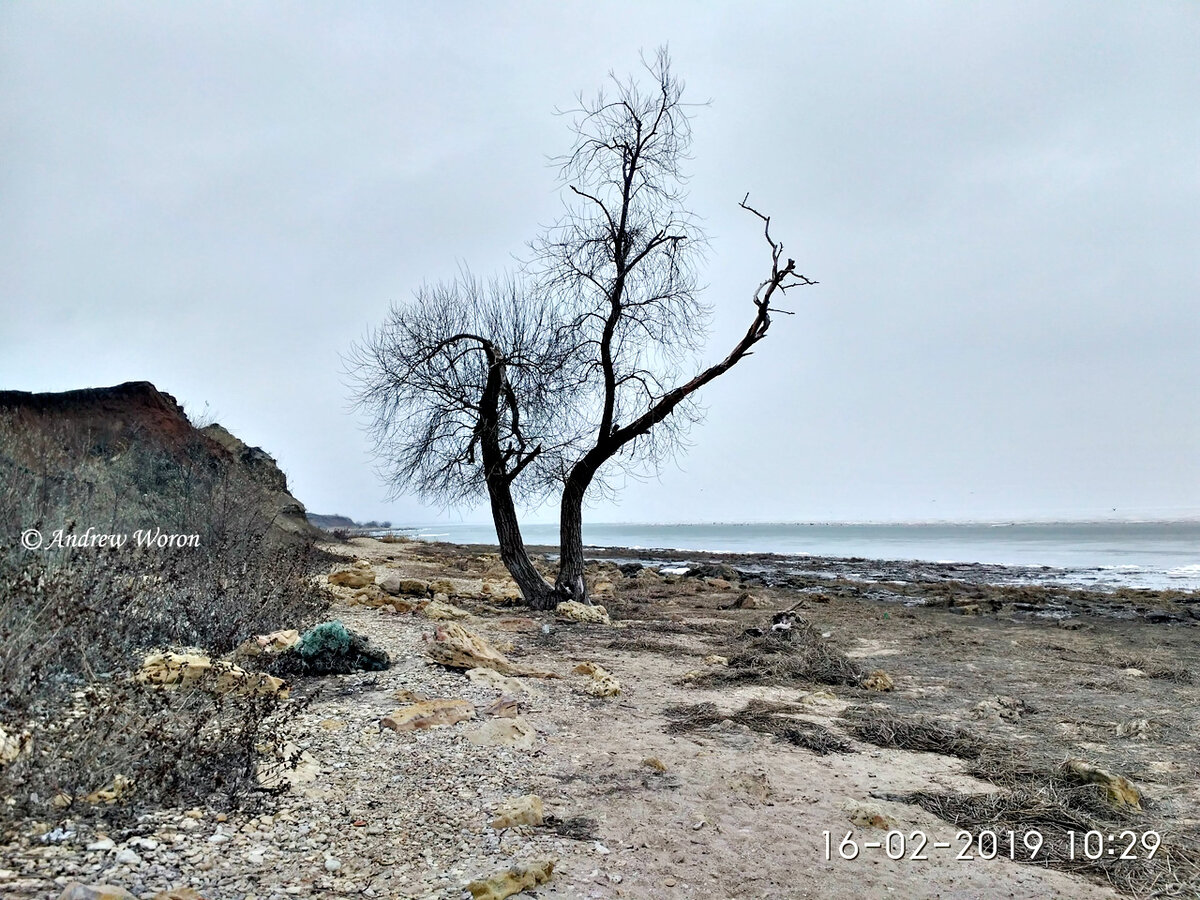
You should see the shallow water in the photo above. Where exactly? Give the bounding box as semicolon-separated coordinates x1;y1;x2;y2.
393;521;1200;591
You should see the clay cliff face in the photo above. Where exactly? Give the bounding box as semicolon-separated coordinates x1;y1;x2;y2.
0;381;320;543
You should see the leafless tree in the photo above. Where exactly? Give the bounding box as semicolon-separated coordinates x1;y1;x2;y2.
351;50;815;609
348;273;579;606
537;49;816;603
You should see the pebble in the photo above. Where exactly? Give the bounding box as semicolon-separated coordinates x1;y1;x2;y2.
114;848;141;866
85;838;115;851
324;856;342;872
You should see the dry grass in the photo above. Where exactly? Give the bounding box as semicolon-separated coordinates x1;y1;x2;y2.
664;699;853;755
687;623;865;688
841;705;984;759
606;635;694;655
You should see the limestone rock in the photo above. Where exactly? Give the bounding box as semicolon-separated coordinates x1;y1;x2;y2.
0;724;32;765
255;742;320;790
229;629;301;662
467;716;537;750
381;699;475;731
1063;759;1142;809
843;798;896;829
861;670;894;692
151;890;206;900
429;578;456;596
466;667;530;695
590;580;616;598
56;885;139;900
379;574;429;596
483;696;520;718
703;655;729;666
426;623;516;673
466;858;555;900
423;599;471;621
349;584;388;607
481;580;522;604
971;696;1024;722
641;757;667;772
555;601;612;625
82;774;134;805
726;592;762;609
572;662;621;697
328;569;374;588
136;651;287;697
490;794;544;829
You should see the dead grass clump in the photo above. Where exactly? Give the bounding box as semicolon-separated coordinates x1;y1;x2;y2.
689;624;865;688
842;705;984;760
896;785;1199;895
664;699;853;755
542;814;599;841
606;636;692;655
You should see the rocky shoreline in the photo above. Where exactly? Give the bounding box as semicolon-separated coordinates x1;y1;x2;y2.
4;536;1197;899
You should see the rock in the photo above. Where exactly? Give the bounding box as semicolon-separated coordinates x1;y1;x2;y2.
230;629;301;661
422;599;472;621
255;742;320;790
555;601;612;625
324;856;342;873
114;848;141;866
56;885;139;900
590;580;616;597
572;662;621;697
641;757;667;772
82;774;134;805
481;580;522;604
971;696;1024;722
381;699;476;731
0;724;32;764
466;668;530;695
86;838;116;851
349;584;388;607
379;574;429;596
151;890;205;900
136;651;287;697
328;569;374;588
466;858;555;900
425;624;519;674
843;799;896;829
466;717;538;750
1063;759;1142;809
490;794;544;829
385;597;422;614
724;592;762;609
861;670;894;692
703;655;729;666
429;578;456;596
951;603;982;616
483;696;520;718
1116;718;1154;740
705;577;733;590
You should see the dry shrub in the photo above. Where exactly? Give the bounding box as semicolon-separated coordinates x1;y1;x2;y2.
689;623;864;688
896;783;1199;895
606;636;693;655
665;699;853;755
841;705;984;759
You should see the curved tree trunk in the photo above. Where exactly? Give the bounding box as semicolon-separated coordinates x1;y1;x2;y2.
487;472;557;609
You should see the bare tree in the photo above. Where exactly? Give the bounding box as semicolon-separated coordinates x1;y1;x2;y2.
537;49;816;604
350;50;815;609
348;273;579;606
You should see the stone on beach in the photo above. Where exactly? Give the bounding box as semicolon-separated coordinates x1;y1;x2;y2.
466;858;555;900
555;601;612;625
381;699;476;731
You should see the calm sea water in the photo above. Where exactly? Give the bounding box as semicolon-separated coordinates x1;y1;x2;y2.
395;521;1200;591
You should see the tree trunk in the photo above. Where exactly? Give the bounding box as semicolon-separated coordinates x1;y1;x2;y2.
487;472;557;609
554;466;593;604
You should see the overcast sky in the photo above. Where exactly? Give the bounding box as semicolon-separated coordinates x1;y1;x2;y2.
2;2;1197;525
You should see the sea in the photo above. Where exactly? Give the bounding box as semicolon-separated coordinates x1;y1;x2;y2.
389;521;1200;592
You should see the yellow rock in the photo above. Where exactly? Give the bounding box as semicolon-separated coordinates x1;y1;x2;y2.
57;884;140;900
703;655;729;666
1063;759;1142;809
83;774;134;805
641;757;667;772
381;699;476;731
572;662;621;697
467;717;537;750
490;794;544;829
861;670;894;692
328;569;374;588
0;724;32;765
466;858;555;900
555;601;612;625
843;798;895;829
423;599;472;621
137;651;287;698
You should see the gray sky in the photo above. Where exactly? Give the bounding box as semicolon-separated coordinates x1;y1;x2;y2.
2;2;1197;525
